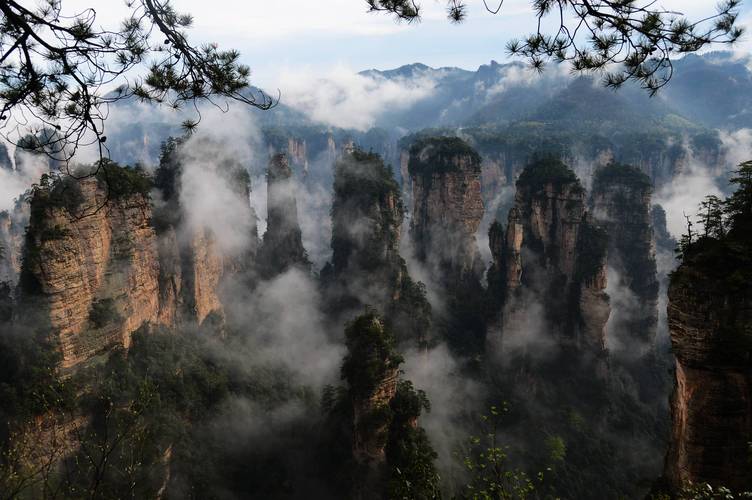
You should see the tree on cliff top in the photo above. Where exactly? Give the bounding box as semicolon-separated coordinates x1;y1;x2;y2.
0;0;273;168
726;160;752;233
367;0;743;94
675;161;752;290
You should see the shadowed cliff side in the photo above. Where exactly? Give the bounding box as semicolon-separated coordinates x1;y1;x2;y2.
663;161;752;495
591;162;659;354
257;153;311;278
408;137;486;354
488;157;610;363
322;311;440;500
322;149;431;348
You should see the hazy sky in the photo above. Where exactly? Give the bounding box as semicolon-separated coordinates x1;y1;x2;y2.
66;1;752;88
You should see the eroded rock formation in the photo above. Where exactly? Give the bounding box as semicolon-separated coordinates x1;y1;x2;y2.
18;174;163;369
257;154;310;277
153;138;258;326
15;150;258;369
591;163;659;350
408;137;485;285
340;311;438;500
490;158;610;355
323;149;431;347
0;196;29;286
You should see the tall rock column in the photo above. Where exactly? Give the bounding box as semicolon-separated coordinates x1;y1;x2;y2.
153;137;259;328
257;154;310;277
591;163;659;351
408;137;485;285
323;149;431;347
338;311;439;500
0;196;29;287
489;158;610;356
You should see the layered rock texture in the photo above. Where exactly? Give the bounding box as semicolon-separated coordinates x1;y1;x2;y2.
257;154;310;277
664;233;752;493
591;163;659;350
408;137;485;285
490;158;610;355
323;149;431;347
15;150;258;369
18;172;163;369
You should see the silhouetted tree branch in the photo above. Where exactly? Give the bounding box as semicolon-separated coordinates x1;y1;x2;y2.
0;0;274;168
367;0;744;94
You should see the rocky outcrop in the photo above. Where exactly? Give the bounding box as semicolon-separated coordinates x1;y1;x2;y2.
665;252;752;493
154;138;258;327
18;174;163;369
490;158;610;354
15;151;257;369
591;163;659;350
340;311;438;500
323;149;431;347
408;137;485;285
343;314;401;469
257;154;310;277
287;138;309;173
652;204;676;254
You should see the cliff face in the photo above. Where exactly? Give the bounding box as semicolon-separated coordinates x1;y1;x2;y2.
0;143;11;170
325;149;431;347
154;138;258;327
19;175;163;369
258;154;310;277
408;137;485;285
491;159;610;354
665;260;752;493
16;154;255;369
591;164;659;350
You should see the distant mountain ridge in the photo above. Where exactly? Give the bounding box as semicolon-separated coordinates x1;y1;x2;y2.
99;52;752;168
354;52;752;131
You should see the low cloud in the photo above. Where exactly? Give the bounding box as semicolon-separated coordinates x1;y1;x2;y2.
274;66;437;130
222;268;344;390
654;160;723;238
402;344;484;486
177;108;260;255
0;149;49;212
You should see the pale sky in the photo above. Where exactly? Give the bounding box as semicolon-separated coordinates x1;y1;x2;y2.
56;0;752;88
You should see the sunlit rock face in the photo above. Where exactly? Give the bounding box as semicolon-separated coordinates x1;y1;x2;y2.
665;260;752;493
489;158;610;357
591;163;659;352
15;153;259;370
18;176;163;369
408;137;485;286
257;154;310;278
